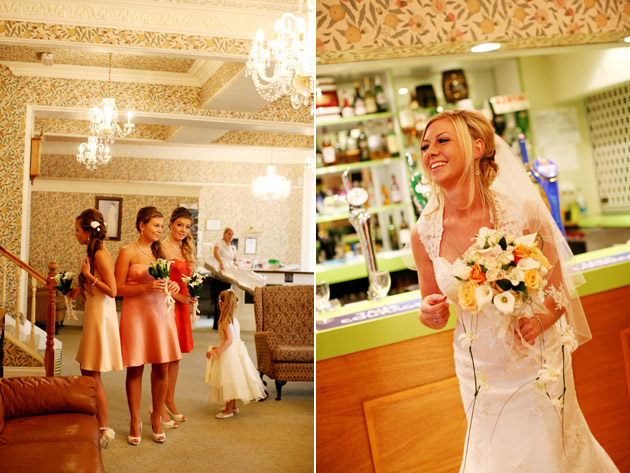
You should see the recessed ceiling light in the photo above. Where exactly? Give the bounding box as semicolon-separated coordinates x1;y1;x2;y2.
624;36;630;43
471;42;501;53
398;87;409;95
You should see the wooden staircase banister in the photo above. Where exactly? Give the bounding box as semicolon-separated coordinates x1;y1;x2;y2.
0;244;47;285
1;244;57;376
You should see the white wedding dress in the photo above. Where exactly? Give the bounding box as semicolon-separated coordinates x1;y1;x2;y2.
418;191;619;473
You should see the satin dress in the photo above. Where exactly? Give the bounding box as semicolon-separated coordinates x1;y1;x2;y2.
170;258;194;353
119;264;182;367
75;268;123;372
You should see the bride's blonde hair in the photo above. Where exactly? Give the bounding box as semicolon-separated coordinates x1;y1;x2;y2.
420;110;499;221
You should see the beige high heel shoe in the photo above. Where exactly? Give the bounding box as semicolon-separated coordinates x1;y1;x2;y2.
148;405;179;428
127;421;142;446
165;405;186;422
151;421;166;443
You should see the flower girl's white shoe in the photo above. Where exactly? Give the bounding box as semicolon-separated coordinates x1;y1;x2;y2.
215;411;233;419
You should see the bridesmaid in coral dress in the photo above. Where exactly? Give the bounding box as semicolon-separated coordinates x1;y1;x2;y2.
115;206;181;445
159;206;197;424
73;208;122;448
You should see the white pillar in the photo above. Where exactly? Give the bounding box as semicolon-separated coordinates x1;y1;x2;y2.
300;158;315;271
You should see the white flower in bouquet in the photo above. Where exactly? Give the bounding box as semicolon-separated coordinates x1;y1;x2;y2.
493;291;515;315
474;285;494;310
182;272;206;323
149;259;175;315
52;271;77;320
458;330;479;350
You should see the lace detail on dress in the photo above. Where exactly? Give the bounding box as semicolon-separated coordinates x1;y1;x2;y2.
546;284;569;311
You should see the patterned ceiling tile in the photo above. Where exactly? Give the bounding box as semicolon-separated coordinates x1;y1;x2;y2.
316;0;630;64
201;62;245;105
34;117;172;140
0;44;195;72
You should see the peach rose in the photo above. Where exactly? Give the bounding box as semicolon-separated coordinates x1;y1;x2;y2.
523;270;542;291
513;244;532;264
469;264;487;285
459;281;477;311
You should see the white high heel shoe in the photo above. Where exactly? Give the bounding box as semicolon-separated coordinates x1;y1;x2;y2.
165;405;186;422
127;421;142;446
148;406;179;428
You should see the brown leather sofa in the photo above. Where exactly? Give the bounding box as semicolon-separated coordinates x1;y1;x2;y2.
254;285;314;400
0;376;104;473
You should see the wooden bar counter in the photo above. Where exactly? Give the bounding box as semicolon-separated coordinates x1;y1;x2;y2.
316;244;630;473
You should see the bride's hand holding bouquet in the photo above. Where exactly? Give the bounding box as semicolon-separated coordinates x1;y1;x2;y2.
149;259;179;315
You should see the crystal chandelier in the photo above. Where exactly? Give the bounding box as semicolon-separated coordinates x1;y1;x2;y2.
89;52;135;145
251;166;291;201
246;0;315;111
77;136;111;171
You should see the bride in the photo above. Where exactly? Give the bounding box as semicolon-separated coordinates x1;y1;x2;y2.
410;109;619;472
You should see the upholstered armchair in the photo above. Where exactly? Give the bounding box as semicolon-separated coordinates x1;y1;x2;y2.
254;285;314;400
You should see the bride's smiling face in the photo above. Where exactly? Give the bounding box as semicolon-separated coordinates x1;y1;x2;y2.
421;118;466;188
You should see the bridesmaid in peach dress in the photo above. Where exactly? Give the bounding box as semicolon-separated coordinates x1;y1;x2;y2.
73;208;122;448
115;206;181;445
158;207;197;425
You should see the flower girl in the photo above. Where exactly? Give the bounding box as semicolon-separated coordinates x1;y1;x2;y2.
206;290;266;418
73;208;123;447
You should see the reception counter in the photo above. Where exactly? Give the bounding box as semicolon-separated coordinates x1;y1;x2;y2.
316;244;630;472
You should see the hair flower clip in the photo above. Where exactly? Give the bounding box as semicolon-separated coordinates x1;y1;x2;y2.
90;221;101;230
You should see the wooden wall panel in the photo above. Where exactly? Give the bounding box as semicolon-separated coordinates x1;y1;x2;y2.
364;377;464;473
572;285;630;472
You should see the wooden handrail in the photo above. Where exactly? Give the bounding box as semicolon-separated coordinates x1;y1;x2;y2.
0;244;47;285
0;244;56;376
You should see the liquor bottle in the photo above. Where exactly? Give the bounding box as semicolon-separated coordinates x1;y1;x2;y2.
366;120;382;157
315;144;323;168
341;91;355;118
387;215;399;250
385;119;399;157
352;81;366;116
345;130;360;163
372;216;383;251
390;175;402;203
374;77;387;112
398;211;410;246
381;185;390;205
363;77;378;114
358;123;370;162
321;128;336;166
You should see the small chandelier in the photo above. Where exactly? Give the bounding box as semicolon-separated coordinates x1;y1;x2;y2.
89;52;135;145
77;136;111;171
252;166;291;201
246;0;315;112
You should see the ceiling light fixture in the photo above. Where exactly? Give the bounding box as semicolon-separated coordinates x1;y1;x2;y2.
471;42;502;53
246;0;315;112
89;52;135;144
251;152;291;201
77;136;111;171
624;36;630;43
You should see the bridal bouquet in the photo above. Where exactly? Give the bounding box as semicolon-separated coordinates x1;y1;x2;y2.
149;259;175;315
52;271;78;321
181;272;205;323
453;227;551;317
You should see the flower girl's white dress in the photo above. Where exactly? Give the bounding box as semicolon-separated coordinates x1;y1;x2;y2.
418;192;619;473
206;318;266;404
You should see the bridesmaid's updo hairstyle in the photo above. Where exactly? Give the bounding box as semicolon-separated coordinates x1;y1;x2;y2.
217;289;237;331
136;206;166;260
169;207;196;270
76;208;107;295
421;109;499;222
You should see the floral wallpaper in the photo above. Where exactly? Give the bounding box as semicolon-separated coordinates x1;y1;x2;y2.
212;130;314;148
40;152;303;185
0;44;194;72
3;337;44;368
0;19;253;57
316;0;630;64
201;62;246;105
34;117;173;141
29;192;193;284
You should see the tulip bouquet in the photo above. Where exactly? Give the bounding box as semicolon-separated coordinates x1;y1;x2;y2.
149;259;175;315
52;271;78;320
181;272;205;324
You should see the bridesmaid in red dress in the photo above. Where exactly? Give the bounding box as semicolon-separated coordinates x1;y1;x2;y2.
159;207;197;424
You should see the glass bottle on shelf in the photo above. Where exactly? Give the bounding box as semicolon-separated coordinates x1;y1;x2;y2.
374;77;387;112
353;81;366;116
390;175;402;203
358;123;370;162
381;185;390;205
387;215;399;250
334;131;346;165
315;144;323;168
398;211;410;246
321;128;336;166
366;120;382;159
363;77;378;114
372;216;383;251
386;118;400;157
345;130;360;164
341;91;355;118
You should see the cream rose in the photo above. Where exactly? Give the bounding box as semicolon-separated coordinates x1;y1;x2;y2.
523;270;543;291
458;281;477;311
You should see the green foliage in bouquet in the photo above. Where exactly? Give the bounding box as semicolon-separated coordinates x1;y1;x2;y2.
52;271;75;295
182;273;205;297
149;259;172;280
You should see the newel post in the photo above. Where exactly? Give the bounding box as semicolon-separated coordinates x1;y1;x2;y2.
45;261;57;377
